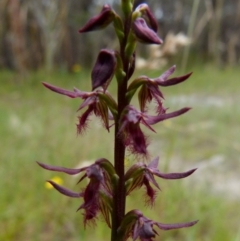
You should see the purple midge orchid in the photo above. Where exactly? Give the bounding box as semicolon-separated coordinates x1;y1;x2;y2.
118;210;198;241
42;82;117;133
125;157;197;205
37;159;115;227
38;1;199;240
127;65;192;112
119;105;190;156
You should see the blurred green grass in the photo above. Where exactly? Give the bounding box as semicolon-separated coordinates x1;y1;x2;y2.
0;65;239;241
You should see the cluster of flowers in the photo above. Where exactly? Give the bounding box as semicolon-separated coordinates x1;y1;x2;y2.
38;2;197;241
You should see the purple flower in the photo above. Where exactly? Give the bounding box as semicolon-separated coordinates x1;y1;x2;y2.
125;157;197;205
134;4;158;32
132;18;163;45
138;79;166;113
119;105;190;156
91;49;116;91
127;65;192;112
42;82;117;133
37;158;115;227
132;211;198;241
79;5;115;33
118;210;198;241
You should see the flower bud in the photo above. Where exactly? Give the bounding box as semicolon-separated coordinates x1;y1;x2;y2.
132;18;163;45
91;49;116;91
79;5;115;33
134;3;158;32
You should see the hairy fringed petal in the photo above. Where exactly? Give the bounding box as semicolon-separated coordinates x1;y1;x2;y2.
143;177;157;206
119;105;190;156
79;180;101;209
125;157;196;206
138;81;165;113
76;92;113;133
119;105;148;156
125;122;149;155
78;169;110;226
76;97;111;133
76;106;93;134
125;161;159;205
42;82;117;133
95;97;111;131
127;65;192;112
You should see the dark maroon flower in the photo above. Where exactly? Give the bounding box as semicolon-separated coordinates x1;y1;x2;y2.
125;157;197;205
127;65;192;112
118;210;198;241
91;49;116;91
42;82;117;133
138;80;166;113
37;158;115;227
134;4;158;32
132;18;163;45
79;5;115;33
119;105;190;156
132;212;198;241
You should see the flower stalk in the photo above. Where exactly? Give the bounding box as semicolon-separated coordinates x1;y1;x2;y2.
112;13;133;237
38;1;198;241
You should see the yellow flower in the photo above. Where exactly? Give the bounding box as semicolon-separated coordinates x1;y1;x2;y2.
45;176;63;189
71;64;81;73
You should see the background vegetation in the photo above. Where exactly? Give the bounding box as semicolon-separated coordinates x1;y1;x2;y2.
1;65;240;240
0;0;240;240
0;0;240;72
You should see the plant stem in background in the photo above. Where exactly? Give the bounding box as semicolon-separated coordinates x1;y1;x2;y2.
181;0;200;71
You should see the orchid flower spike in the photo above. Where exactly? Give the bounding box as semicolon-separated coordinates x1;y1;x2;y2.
37;158;116;227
